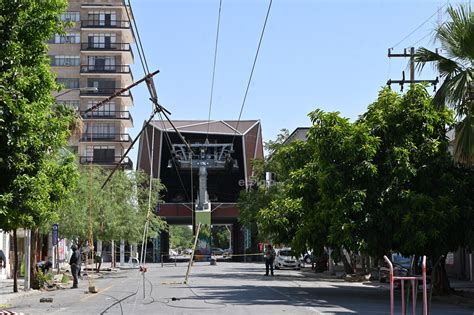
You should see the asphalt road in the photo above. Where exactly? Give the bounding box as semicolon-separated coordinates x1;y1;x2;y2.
5;262;474;314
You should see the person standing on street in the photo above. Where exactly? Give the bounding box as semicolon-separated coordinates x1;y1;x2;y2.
69;244;80;288
264;244;276;276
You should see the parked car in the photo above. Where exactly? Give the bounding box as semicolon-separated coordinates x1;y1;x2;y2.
223;248;233;257
212;248;224;256
273;248;302;270
379;253;412;283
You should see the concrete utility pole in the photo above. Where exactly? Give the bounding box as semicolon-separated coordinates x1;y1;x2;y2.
387;47;439;91
24;229;31;290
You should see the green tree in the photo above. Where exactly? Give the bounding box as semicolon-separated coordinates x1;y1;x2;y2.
170;225;193;250
415;4;474;166
361;86;472;294
59;168;166;252
0;0;73;291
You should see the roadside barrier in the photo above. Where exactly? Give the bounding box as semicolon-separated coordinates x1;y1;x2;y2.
384;255;428;315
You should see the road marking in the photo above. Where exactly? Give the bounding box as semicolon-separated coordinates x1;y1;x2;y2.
80;284;113;302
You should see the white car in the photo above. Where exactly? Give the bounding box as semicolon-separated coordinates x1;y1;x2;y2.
273;248;302;270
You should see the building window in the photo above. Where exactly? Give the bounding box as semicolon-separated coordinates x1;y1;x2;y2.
87;56;117;70
50;55;80;66
85;123;116;137
85;145;116;162
87;33;116;48
87;100;115;116
88;11;117;26
56;78;80;89
60;11;80;22
51;33;80;44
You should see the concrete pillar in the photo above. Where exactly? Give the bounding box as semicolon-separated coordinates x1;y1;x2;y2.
0;232;10;279
47;232;54;271
97;240;102;256
120;240;125;266
24;229;31;290
111;240;115;268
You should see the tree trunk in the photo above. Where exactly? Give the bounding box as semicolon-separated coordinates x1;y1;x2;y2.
13;229;18;293
432;255;451;296
30;228;39;289
340;248;354;274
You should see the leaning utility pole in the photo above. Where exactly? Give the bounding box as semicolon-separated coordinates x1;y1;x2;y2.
387;47;439;91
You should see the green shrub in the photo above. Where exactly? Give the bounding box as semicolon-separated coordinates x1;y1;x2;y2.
34;270;46;289
45;273;54;281
61;274;70;284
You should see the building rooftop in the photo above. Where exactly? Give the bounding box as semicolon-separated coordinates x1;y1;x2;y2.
149;120;260;135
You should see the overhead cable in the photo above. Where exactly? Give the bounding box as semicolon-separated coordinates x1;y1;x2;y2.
206;0;223;139
232;0;273;146
390;1;449;49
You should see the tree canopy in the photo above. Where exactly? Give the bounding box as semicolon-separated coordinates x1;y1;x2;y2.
0;0;75;231
239;85;474;268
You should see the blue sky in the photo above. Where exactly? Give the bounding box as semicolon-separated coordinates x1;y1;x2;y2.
127;0;466;164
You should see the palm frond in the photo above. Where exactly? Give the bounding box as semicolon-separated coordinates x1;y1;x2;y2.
415;47;460;77
453;112;474;167
432;77;452;109
436;5;474;63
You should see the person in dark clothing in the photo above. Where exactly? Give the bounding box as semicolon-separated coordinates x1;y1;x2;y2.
69;244;80;288
264;244;276;276
0;250;6;269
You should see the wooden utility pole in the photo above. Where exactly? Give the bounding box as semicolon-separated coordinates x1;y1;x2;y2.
387;47;439;91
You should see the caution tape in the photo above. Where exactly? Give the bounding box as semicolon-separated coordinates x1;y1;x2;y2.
185;252;265;258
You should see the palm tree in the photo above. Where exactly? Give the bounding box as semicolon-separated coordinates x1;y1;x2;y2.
415;4;474;167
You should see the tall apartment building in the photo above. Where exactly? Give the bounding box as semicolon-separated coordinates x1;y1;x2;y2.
49;0;135;169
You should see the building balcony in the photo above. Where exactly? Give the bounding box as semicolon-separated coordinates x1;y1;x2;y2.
80;88;133;99
79;155;133;169
80;110;133;127
81;42;131;52
80;42;133;64
80;65;133;85
79;133;132;143
80;64;131;74
81;20;130;29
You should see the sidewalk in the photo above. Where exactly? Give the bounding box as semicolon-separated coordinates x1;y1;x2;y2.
0;278;40;306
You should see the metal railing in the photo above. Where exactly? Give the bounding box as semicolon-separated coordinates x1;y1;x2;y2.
79;156;133;168
80;88;131;97
384;255;428;315
79;133;131;142
80;42;131;51
81;20;130;28
80;110;132;123
80;64;131;73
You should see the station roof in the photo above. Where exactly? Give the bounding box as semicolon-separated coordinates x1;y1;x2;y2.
149;120;260;136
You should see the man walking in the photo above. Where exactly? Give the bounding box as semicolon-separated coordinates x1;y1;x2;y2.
69;244;80;288
264;244;276;276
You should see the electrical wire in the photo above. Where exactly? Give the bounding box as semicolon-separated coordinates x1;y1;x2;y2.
206;0;223;140
390;1;449;49
231;0;273;147
125;0;149;74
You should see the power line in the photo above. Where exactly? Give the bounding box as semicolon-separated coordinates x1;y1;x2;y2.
391;1;449;49
232;0;273;146
127;0;150;74
206;0;223;139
